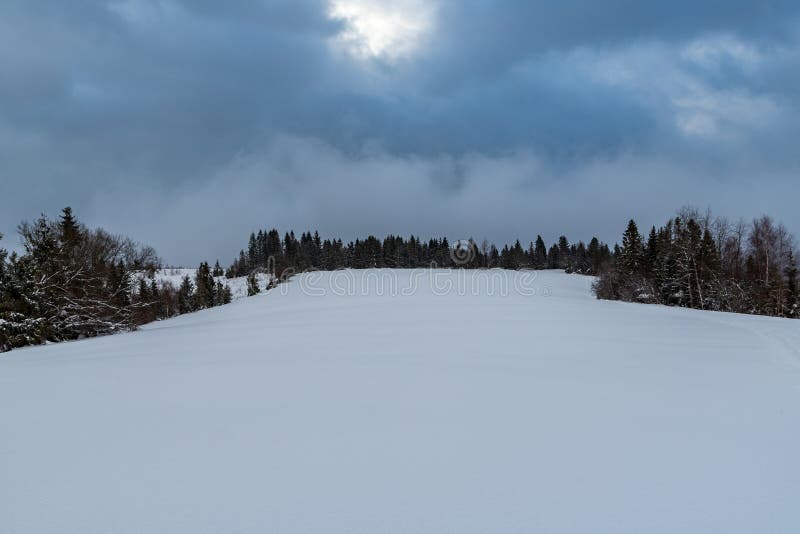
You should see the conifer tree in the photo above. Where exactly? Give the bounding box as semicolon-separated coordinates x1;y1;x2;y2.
534;235;547;268
149;279;162;319
247;272;260;296
194;262;215;309
587;237;609;274
110;261;132;308
645;226;658;275
218;282;233;304
488;245;499;267
619;219;644;274
178;276;194;314
212;280;232;306
547;244;559;268
59;206;81;248
138;278;150;303
557;236;570;269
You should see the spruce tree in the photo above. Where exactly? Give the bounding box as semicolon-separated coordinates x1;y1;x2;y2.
247;272;260;296
620;219;644;274
645;226;658;275
59;206;81;248
557;236;570;269
587;237;606;274
218;282;233;304
178;276;194;314
534;235;547;268
547;244;559;269
149;279;162;318
194;262;215;309
138;278;150;303
112;261;132;308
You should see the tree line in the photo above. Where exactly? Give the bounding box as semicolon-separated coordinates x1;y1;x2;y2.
225;229;613;277
134;261;234;326
594;208;798;318
0;208;159;351
4;205;795;352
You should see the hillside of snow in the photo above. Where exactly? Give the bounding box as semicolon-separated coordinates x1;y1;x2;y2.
1;269;799;534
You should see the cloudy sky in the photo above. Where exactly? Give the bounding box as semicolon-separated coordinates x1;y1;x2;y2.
1;0;799;264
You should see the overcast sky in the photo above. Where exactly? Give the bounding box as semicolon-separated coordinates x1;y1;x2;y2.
1;0;799;265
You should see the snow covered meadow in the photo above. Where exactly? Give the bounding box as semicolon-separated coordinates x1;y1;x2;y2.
1;269;799;533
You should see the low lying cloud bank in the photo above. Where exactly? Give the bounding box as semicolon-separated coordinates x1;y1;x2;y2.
73;136;798;265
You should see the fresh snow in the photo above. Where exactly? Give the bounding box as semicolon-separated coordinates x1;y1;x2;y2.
1;269;800;534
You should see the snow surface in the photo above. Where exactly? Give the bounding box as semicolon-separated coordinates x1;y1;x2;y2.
1;269;800;534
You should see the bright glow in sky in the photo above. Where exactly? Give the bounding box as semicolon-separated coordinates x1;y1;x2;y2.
328;0;436;60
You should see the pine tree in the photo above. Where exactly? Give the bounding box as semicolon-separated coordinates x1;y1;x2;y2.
488;245;499;267
194;262;215;309
59;206;81;248
178;276;194;314
0;252;45;350
247;232;258;268
110;261;132;308
247;272;260;296
645;226;658;275
619;219;644;274
573;241;588;273
587;237;608;274
512;240;525;269
557;236;570;269
218;282;233;305
547;244;559;269
212;281;228;306
237;250;248;276
138;278;150;303
149;279;162;318
534;235;547;268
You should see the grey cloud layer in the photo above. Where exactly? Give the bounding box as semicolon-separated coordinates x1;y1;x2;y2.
1;0;799;263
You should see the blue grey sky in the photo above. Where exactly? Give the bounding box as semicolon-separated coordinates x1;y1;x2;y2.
1;0;799;264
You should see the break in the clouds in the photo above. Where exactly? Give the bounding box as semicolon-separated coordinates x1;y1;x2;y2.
1;0;799;264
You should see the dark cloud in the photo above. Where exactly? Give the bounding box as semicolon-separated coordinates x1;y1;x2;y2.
1;0;799;263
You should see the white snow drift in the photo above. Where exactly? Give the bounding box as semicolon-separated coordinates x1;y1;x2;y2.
1;269;799;534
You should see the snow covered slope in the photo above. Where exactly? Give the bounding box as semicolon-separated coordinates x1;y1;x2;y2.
1;270;799;534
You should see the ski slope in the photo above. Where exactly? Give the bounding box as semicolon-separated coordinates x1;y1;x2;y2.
1;269;799;534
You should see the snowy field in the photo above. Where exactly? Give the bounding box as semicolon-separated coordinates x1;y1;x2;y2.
1;269;800;534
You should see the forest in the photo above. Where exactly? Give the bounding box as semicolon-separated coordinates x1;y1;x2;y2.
1;206;796;352
225;229;612;276
594;208;798;318
0;208;232;352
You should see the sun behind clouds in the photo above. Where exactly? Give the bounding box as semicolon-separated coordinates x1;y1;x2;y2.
328;0;437;61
